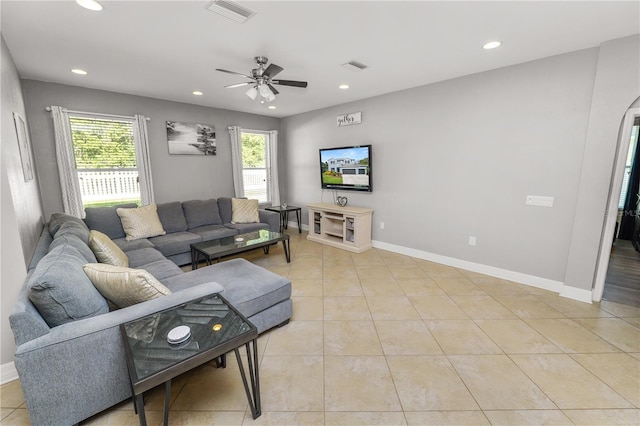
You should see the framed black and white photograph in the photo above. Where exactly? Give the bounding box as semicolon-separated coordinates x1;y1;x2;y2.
13;112;34;181
166;121;216;155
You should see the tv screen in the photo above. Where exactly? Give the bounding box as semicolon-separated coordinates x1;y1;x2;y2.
319;145;372;192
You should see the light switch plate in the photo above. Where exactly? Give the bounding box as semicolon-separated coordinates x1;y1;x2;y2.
526;195;554;207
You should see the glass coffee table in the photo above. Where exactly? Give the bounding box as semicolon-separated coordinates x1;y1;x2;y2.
190;229;290;269
120;294;260;426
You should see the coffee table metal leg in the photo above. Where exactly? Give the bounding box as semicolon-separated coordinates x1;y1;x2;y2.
296;209;301;233
134;393;146;426
163;380;171;426
234;339;261;419
283;238;290;263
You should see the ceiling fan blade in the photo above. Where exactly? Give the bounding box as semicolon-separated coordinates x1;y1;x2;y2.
225;82;252;89
267;84;279;95
272;79;308;88
215;68;253;79
263;63;283;79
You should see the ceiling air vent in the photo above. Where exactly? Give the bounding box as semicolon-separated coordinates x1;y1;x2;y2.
206;0;256;23
341;60;368;72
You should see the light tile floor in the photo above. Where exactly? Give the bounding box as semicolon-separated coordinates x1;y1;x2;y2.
2;231;639;425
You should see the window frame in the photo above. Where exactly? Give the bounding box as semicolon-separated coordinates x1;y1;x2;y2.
240;129;272;205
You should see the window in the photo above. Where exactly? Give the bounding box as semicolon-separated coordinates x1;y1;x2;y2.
240;131;271;203
50;106;154;217
69;115;141;209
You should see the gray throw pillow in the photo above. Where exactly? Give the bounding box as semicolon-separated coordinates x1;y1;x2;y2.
157;202;188;233
49;233;97;263
27;245;109;327
84;203;138;239
48;212;88;238
54;220;91;244
182;199;222;229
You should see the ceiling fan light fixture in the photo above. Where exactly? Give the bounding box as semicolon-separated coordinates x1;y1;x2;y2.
259;84;272;98
246;86;258;100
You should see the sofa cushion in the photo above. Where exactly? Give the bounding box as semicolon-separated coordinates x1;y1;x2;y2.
157;201;188;233
217;197;233;224
117;204;166;241
182;199;222;228
113;237;155;252
137;259;184;281
162;258;291;318
148;231;202;257
27;245;109;327
126;247;167;268
48;212;88;238
54;220;90;244
49;233;97;264
83;263;171;309
84;203;138;239
189;224;237;241
88;230;129;267
231;198;259;224
224;222;269;234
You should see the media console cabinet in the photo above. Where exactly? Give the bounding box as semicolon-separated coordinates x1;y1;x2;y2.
306;203;373;253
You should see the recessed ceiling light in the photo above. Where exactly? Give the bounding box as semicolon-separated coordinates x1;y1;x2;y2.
483;41;502;50
192;91;203;96
339;84;350;90
71;68;88;75
268;105;277;110
75;0;103;11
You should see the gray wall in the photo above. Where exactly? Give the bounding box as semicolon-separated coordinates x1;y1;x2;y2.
281;38;638;291
564;35;640;295
1;37;45;366
22;80;281;219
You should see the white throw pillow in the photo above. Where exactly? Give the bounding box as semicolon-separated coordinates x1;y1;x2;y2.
231;198;259;224
88;230;129;267
117;204;166;241
83;263;171;308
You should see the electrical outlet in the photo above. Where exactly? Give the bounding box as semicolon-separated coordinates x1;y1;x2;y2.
468;236;477;246
380;222;385;229
526;195;554;207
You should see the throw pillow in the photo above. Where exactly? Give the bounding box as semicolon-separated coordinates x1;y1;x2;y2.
181;199;223;229
231;198;259;224
83;263;172;308
88;230;129;267
117;204;166;241
28;245;109;327
84;203;138;239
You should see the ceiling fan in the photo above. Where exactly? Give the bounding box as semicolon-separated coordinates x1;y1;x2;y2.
216;56;308;102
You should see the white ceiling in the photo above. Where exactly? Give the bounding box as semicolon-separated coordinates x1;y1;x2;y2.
2;1;639;118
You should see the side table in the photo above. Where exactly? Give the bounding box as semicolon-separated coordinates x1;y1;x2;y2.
120;294;260;425
265;205;302;233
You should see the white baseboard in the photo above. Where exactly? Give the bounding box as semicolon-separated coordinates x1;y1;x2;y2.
296;230;590;303
371;239;574;297
559;284;593;303
1;361;18;385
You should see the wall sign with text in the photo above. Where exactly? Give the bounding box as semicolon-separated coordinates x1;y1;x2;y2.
337;112;362;127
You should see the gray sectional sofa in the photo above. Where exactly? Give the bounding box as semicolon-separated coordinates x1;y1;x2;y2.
9;198;292;426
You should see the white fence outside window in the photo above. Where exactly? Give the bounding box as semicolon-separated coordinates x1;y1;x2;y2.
243;168;268;203
78;170;140;204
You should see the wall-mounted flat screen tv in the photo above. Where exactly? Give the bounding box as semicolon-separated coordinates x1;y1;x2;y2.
319;145;372;192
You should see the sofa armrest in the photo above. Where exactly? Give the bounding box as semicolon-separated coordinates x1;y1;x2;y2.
259;209;280;232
